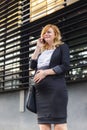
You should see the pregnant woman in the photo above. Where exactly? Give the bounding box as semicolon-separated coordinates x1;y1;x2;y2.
30;24;70;130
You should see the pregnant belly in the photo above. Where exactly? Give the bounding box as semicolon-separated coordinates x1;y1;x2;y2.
35;76;66;90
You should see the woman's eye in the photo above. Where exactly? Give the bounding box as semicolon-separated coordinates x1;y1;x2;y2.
47;31;51;33
44;31;51;34
48;31;51;33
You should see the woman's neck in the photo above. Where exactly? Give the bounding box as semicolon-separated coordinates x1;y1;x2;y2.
47;44;55;50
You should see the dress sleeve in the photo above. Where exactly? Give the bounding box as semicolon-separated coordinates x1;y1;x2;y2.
30;59;37;70
52;44;70;74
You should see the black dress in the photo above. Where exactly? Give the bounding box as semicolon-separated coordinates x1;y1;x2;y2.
30;43;70;124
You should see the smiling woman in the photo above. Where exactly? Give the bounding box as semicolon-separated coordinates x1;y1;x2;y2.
40;24;63;51
30;24;70;130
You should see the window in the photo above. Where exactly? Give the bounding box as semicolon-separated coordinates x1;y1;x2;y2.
30;0;66;21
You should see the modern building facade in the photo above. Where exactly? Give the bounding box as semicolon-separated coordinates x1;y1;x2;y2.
0;0;87;130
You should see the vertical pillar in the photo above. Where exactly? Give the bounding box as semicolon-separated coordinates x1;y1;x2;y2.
19;90;25;112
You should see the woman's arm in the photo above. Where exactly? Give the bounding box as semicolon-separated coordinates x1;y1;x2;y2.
30;38;44;70
30;47;41;70
52;43;70;75
31;47;41;60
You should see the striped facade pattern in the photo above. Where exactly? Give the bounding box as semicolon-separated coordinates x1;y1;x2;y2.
0;0;87;92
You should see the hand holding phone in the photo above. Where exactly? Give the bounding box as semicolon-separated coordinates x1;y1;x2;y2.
36;38;45;49
42;38;46;44
40;38;46;44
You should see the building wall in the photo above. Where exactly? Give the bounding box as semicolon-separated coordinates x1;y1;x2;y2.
67;81;87;129
0;82;87;130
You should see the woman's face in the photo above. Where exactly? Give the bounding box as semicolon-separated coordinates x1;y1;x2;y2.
43;27;55;44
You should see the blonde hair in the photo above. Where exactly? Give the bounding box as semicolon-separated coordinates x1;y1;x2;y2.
41;24;63;51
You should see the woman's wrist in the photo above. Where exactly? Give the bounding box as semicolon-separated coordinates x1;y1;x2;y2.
43;69;55;76
43;71;47;77
32;47;41;59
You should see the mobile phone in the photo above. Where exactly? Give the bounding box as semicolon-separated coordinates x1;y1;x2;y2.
42;39;46;44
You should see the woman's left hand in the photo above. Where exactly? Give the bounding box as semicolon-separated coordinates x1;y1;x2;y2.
33;70;46;83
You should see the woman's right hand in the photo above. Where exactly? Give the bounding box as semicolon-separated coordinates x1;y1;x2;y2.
36;38;44;49
31;38;44;60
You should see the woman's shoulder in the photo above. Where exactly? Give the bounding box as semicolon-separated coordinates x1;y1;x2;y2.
59;42;69;49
